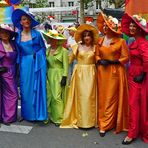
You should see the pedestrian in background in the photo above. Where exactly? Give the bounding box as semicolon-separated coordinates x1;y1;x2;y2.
0;24;18;125
121;13;148;144
11;9;47;122
96;12;129;136
66;26;77;85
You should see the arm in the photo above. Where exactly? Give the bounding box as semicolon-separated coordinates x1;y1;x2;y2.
62;48;69;77
118;39;129;64
61;48;69;87
69;44;78;64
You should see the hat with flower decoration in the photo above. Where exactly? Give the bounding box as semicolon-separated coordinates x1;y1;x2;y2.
56;25;65;34
97;12;122;35
121;13;148;36
41;29;67;41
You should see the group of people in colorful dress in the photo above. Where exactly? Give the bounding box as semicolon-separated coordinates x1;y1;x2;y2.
0;8;148;145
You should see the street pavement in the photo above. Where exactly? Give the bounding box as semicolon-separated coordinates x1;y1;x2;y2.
0;107;147;148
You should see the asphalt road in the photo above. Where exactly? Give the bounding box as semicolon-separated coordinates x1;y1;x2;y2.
0;119;148;148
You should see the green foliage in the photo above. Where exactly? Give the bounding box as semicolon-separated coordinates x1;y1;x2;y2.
21;0;49;8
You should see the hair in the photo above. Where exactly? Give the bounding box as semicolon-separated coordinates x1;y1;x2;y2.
81;30;94;45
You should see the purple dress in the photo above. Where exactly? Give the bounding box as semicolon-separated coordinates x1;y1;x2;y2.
0;40;18;123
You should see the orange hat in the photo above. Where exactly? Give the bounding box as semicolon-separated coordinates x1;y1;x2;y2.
97;12;122;35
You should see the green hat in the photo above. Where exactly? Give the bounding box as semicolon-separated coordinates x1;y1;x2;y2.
41;30;67;42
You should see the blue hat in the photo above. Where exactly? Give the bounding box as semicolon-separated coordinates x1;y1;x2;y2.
11;9;40;29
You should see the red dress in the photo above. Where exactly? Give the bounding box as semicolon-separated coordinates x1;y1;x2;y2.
128;37;148;143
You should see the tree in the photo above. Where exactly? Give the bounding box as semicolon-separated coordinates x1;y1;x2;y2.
79;0;85;24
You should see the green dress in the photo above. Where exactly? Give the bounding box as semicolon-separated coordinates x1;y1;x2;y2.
46;46;69;124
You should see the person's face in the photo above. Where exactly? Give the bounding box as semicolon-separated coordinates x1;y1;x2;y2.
0;29;10;41
129;22;138;36
83;32;92;45
49;38;58;47
103;22;108;34
69;30;75;36
20;15;31;28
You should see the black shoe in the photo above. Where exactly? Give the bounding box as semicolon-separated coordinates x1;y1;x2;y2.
99;131;106;137
18;117;24;122
122;138;134;145
55;123;60;127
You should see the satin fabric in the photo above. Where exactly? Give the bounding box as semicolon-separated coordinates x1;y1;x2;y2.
127;37;148;143
46;46;68;124
96;37;129;133
16;30;47;121
61;44;97;128
0;40;18;123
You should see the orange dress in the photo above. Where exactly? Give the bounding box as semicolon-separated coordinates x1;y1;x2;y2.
95;37;129;133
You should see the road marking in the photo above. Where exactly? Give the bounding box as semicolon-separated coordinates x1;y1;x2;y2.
0;124;33;134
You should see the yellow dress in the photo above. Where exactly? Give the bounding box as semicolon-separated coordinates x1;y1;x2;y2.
60;44;97;128
96;37;129;133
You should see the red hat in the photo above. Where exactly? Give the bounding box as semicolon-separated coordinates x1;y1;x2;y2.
121;13;148;36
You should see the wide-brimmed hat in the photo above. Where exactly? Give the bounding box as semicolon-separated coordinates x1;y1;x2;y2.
97;12;122;35
74;24;99;44
42;29;67;42
0;24;17;39
121;13;148;36
11;9;39;29
67;26;77;32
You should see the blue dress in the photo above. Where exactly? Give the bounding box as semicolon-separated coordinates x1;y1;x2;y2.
16;30;47;121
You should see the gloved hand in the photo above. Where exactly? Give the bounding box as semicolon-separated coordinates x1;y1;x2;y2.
61;76;67;87
110;60;120;64
98;59;110;66
33;52;36;59
133;72;146;83
0;67;8;73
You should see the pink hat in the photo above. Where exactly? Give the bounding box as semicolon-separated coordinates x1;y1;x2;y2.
121;13;148;36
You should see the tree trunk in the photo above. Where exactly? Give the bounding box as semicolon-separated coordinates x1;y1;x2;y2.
80;0;85;24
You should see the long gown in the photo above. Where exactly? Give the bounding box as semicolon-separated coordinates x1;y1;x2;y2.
16;33;47;121
46;46;68;124
61;44;97;128
0;40;18;123
96;37;129;133
127;37;148;143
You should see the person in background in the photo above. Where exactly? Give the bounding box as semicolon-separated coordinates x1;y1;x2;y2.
60;24;99;129
44;21;52;31
42;29;68;126
121;13;148;144
66;26;77;84
96;12;129;136
0;24;18;125
11;9;47;122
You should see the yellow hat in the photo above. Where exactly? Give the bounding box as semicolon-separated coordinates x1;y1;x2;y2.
67;27;77;32
74;24;99;44
97;12;122;35
56;25;65;34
